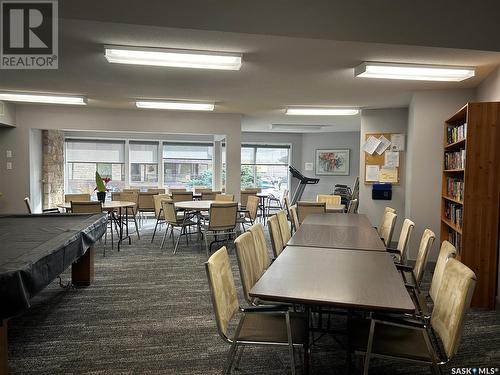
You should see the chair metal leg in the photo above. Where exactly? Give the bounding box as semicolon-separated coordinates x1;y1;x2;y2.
363;319;376;375
233;346;244;370
224;317;245;375
151;214;161;243
204;230;210;257
161;224;170;249
132;211;140;240
174;227;182;254
285;311;297;375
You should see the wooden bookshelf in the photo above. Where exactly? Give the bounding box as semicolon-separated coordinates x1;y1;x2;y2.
440;102;500;309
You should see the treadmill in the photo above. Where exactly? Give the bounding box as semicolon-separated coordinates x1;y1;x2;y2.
289;166;320;205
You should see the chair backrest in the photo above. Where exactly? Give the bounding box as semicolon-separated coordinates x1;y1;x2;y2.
296;201;326;224
70;201;102;214
395;218;415;262
118;191;139;209
153;194;170;218
245;195;259;220
111;192;121;201
195;188;212;194
431;258;476;360
412;228;436;285
215;194;234;202
65;193;91;202
244;188;261;193
202;191;221;200
289;206;300;232
378;207;396;228
208;203;238;230
138;192;157;210
248;223;272;271
205;246;239;339
161;200;179;224
276;210;291;245
429;240;457;302
378;211;397;246
281;189;289;208
267;215;284;257
235;231;263;304
240;190;257;208
123;188;140;193
147;188;166;194
347;199;358;213
283;195;292;217
168;187;187;194
171;191;193;203
24;197;32;214
316;194;341;205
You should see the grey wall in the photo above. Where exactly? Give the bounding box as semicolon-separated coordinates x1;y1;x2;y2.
29;129;43;213
241;132;303;196
301;132;360;201
0;104;242;213
359;108;408;237
406;89;475;261
0;102;16;127
477;66;500;102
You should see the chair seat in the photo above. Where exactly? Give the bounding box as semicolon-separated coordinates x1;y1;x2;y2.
352;318;433;362
238;312;306;344
170;218;197;226
201;224;237;232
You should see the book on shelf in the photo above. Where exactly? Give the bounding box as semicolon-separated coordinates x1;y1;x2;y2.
446;122;467;145
444;149;466;169
447;228;462;254
444;201;463;228
445;177;464;201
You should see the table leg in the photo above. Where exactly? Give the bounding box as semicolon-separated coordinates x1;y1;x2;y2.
118;207;123;251
126;207;131;245
346;308;353;375
0;320;8;375
303;306;310;375
71;246;95;286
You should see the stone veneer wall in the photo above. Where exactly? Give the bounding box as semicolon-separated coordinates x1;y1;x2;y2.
42;129;64;209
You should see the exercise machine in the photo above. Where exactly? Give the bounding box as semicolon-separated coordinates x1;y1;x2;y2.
289;166;320;205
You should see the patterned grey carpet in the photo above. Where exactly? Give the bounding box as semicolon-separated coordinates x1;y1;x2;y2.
7;220;500;374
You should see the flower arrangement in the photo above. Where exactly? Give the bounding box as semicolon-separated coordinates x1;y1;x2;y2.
95;171;111;192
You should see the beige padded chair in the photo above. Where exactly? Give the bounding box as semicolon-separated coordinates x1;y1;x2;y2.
238;195;259;231
151;194;171;242
171;191;193;203
240;190;258;209
356;258;476;375
202;191;221;200
296;201;326;224
65;193;91;202
386;218;415;264
276;210;291;246
70;201;102;214
347;199;358;214
397;228;436;288
216;194;234;202
429;241;457;303
266;189;288;218
247;223;272;270
201;202;238;256
283;195;292;217
161;200;197;253
147;188;166;194
137;192;157;221
112;191;140;240
123;188;140;193
316;194;341;205
378;211;397;247
205;246;305;375
168;187;187;194
377;207;396;229
289;206;300;233
268;214;284;258
234;231;265;305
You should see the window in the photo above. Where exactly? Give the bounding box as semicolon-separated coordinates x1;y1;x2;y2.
129;142;158;187
241;144;290;194
65;140;125;193
163;143;213;188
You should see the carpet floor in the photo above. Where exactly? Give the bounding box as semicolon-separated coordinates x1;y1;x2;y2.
7;220;500;374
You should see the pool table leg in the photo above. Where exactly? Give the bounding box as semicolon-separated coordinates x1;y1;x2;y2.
0;319;8;375
71;246;95;286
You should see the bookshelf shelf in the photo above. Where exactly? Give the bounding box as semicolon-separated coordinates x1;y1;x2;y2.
440;102;500;309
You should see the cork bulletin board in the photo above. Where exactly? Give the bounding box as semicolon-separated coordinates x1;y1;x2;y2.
364;132;402;185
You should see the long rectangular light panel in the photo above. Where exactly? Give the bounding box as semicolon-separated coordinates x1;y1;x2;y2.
105;46;242;70
355;62;475;82
0;92;86;105
286;107;359;116
136;100;215;111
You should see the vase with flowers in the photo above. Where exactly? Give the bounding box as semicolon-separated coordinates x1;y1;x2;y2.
95;171;111;203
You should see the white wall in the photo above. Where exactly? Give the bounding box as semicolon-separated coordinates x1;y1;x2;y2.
359;108;408;236
477;66;500;102
29;129;43;213
406;89;475;261
0;102;16;127
0;104;241;213
301;132;360;201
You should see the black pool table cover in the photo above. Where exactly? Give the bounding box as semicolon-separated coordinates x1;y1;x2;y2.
0;214;107;320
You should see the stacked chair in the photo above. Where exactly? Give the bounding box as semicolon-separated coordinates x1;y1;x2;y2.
267;210;292;258
296;201;326;225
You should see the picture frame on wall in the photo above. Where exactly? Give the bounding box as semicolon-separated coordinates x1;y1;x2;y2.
315;149;350;176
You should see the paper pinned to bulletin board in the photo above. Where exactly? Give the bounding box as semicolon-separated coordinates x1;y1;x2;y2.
364;132;402;185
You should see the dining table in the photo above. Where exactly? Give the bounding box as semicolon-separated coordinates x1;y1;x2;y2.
249;212;413;374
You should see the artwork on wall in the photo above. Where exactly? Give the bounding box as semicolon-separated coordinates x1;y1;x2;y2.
315;149;350;176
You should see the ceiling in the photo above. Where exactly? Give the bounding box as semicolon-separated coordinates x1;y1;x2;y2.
1;3;500;133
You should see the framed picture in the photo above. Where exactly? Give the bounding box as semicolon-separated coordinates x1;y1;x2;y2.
315;149;350;176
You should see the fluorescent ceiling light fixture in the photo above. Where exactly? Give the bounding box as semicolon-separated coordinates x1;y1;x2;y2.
0;92;86;105
271;124;325;131
285;107;359;116
354;62;475;82
136;100;215;111
105;46;242;70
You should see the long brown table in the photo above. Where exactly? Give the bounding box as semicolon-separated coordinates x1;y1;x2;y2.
288;215;386;251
